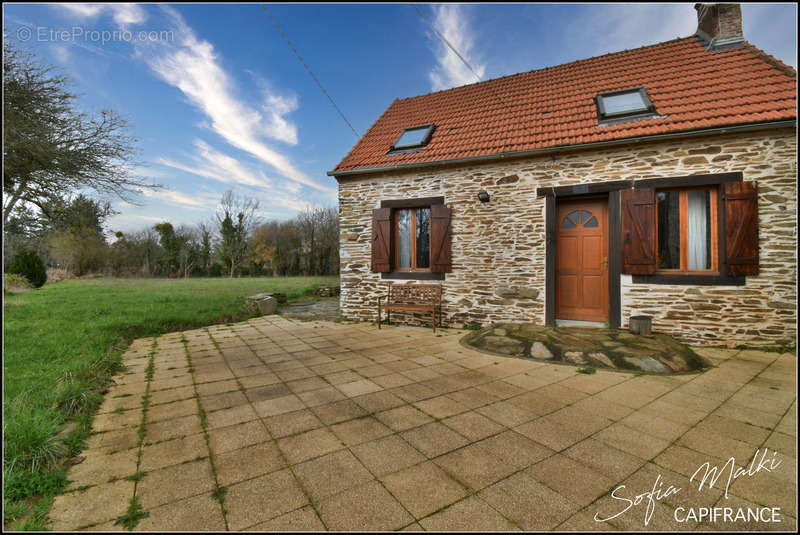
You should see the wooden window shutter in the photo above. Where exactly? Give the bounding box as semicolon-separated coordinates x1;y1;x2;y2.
724;181;759;276
430;204;452;272
621;188;657;275
371;208;391;273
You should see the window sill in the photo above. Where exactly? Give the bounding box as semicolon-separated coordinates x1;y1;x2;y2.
632;273;745;286
382;271;445;281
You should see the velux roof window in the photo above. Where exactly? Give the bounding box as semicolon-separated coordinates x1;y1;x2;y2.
596;88;656;123
390;124;436;152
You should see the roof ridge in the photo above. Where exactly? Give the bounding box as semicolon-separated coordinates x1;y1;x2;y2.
742;41;797;78
395;36;696;102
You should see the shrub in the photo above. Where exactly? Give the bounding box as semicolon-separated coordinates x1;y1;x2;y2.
209;262;223;277
8;249;47;288
4;273;31;292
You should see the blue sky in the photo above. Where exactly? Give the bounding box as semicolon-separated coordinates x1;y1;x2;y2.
3;3;796;234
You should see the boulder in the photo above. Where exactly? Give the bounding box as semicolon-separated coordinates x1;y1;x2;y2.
587;352;616;368
531;341;554;360
257;296;278;315
563;351;587;364
624;356;669;374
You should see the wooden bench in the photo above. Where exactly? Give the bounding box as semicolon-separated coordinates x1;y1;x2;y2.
378;283;442;333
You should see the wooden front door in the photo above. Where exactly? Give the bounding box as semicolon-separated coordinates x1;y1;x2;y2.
556;198;608;322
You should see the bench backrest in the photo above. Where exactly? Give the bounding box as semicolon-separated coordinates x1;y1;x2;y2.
388;283;441;304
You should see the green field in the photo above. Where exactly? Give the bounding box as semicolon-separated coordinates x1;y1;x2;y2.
2;276;338;529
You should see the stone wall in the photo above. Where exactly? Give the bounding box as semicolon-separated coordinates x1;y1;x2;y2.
337;128;797;347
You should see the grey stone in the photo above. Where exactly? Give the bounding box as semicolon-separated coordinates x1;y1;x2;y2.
624;356;669;374
563;351;587;364
587;352;615;368
270;293;288;304
495;287;518;298
516;288;540;299
531;342;554;360
257;297;278;315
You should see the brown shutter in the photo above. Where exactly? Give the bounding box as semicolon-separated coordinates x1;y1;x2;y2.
724;181;759;276
621;188;657;275
371;208;391;273
430;204;452;272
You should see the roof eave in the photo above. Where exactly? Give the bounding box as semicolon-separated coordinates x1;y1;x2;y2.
328;120;796;179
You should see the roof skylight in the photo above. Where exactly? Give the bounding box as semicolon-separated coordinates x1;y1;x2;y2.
391;124;436;151
596;88;656;123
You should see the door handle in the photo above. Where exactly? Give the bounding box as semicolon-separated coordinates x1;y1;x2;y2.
603;257;608;270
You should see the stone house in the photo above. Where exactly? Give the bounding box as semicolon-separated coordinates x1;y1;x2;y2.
328;4;797;347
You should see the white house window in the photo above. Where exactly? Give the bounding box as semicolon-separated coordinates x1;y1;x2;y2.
596;88;656;122
391;124;435;151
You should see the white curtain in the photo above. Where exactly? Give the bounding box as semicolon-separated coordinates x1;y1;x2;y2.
687;190;708;270
397;210;412;268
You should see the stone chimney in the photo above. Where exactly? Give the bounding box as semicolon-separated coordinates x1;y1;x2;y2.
694;3;745;50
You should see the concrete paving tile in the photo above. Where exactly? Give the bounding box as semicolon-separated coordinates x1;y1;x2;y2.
214;441;286;487
434;442;517;491
237;373;280;389
677;427;757;464
351;435;426;477
546;405;615;436
204;403;259;430
286;376;329;394
244;505;325;531
293;449;374;502
145;414;203;443
389;382;439;403
401;422;469;458
263;409;324;438
619;410;691;442
297;385;347;407
147;399;198;424
728;466;797;518
200;390;248;412
507;390;566;417
225;468;308;530
478;471;580;530
66;449;139;489
372;372;416;389
376;405;434;432
478;430;555;470
135;458;215;509
476;400;537;427
50;480;133;530
475;380;527;400
564;437;646;480
195;379;239;396
245;382;292;403
316;480;413;531
693;414;772;446
277;427;344;465
380;461;468;519
413;395;466;419
140;434;207;472
207;419;270;455
309;397;367;424
513;416;586;452
446;387;498;410
86;428;140;453
330;416;393;446
594;423;671;460
526;454;615;506
419;495;519;531
251;394;306;418
441;410;506;441
92;408;143;433
134;491;225;531
571;396;635;422
149;385;196;406
352;390;406;413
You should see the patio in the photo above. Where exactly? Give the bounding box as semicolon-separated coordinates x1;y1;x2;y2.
49;316;796;531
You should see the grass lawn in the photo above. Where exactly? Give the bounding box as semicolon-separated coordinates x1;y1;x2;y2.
2;276;338;530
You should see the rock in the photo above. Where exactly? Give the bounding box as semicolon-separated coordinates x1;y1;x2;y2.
493;328;508;336
479;335;524;356
257;297;278;315
517;288;540;299
315;286;341;297
658;355;690;372
270;293;288;304
624;356;669;374
496;287;518;298
563;351;587;364
531;342;554;360
587;352;615;368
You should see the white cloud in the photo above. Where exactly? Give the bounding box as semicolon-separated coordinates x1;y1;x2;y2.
138;7;333;194
427;5;486;90
141;188;220;210
57;4;147;26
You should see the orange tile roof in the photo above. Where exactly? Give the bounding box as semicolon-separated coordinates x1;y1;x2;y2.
331;37;796;174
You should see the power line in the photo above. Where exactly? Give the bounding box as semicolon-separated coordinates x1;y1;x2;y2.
260;5;360;139
411;4;483;84
410;4;533;152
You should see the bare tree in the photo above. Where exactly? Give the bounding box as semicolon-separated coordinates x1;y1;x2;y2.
3;40;160;224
